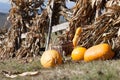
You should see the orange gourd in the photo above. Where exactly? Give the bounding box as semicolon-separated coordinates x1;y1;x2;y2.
73;27;82;47
71;46;86;61
84;43;115;62
40;50;62;68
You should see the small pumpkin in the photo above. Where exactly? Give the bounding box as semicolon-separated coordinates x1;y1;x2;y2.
40;50;62;68
84;43;115;62
72;27;82;47
71;46;86;61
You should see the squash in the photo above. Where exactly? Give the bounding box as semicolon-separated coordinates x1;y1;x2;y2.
71;46;86;61
72;27;82;47
40;50;62;68
84;43;115;62
72;35;79;47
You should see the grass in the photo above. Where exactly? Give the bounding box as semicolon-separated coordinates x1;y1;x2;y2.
0;56;120;80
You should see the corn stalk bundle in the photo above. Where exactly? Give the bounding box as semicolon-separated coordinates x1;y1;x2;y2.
0;0;72;59
1;0;120;59
0;0;49;59
69;0;120;52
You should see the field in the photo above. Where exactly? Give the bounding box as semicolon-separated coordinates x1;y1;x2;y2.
0;1;120;80
0;56;120;80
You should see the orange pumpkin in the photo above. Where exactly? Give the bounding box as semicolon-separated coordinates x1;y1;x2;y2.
71;46;86;61
73;27;82;47
40;50;62;68
84;43;115;62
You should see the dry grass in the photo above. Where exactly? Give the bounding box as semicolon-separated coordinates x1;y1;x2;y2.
0;56;120;80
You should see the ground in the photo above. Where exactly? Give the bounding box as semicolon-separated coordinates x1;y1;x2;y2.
0;56;120;80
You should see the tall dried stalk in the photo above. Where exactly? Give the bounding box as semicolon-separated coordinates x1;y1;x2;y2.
69;0;120;54
0;0;71;59
0;0;120;59
0;0;49;59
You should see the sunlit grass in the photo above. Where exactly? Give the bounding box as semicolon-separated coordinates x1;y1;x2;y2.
0;57;120;80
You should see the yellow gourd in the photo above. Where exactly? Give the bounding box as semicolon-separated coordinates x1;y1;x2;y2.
40;50;62;68
71;46;86;61
84;43;115;62
72;27;82;47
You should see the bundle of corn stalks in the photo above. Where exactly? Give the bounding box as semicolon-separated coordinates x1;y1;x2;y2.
0;0;120;59
0;0;71;59
0;0;49;59
69;0;120;57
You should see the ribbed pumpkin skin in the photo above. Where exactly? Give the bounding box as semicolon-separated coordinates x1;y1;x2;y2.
71;46;86;61
40;50;62;68
84;43;115;62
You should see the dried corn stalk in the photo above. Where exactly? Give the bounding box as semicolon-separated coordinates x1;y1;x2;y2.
69;0;120;57
1;0;120;59
0;0;73;59
0;0;49;59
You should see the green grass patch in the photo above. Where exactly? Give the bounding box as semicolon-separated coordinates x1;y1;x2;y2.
0;57;120;80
